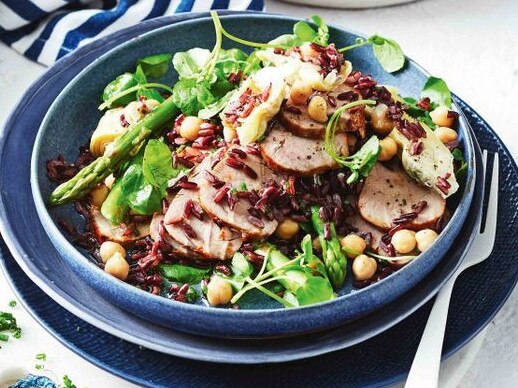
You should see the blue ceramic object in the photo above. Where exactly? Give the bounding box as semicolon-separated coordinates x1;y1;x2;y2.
0;13;485;364
1;96;516;385
29;13;477;338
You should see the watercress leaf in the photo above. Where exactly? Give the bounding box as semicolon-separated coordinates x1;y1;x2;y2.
173;48;212;79
198;90;235;119
137;53;172;78
216;252;254;291
343;136;380;183
370;35;405;73
421;76;452;108
134;65;148;84
118;162;162;215
219;48;248;62
451;148;468;181
102;72;140;107
403;97;437;129
295;275;334;306
283;291;299;307
268;34;303;48
310;15;329;46
159;264;211;284
293;21;317;43
172;78;216;116
143;139;180;195
128;183;162;215
137;88;165;103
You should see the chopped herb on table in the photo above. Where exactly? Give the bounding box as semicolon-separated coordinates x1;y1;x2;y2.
0;310;21;343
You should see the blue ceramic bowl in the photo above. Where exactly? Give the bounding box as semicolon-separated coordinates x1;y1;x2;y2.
31;14;477;338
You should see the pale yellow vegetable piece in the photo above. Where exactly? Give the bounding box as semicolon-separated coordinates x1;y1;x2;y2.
391;229;417;254
340;234;366;259
389;121;459;198
415;229;438;252
352;254;377;281
99;241;126;263
275;218;300;240
104;252;130;280
207;277;233;306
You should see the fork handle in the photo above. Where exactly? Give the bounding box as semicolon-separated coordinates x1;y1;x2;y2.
405;276;457;388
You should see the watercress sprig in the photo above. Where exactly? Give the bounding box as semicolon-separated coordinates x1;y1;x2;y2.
210;11;328;51
98;82;173;110
339;35;405;73
324;99;379;184
421;76;452;108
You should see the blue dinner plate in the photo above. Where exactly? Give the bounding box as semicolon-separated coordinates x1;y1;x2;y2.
1;97;516;386
29;12;476;338
0;11;516;387
0;12;489;365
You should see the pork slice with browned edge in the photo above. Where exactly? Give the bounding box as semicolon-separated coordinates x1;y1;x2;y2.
197;147;281;238
260;124;350;176
358;162;446;231
163;157;243;260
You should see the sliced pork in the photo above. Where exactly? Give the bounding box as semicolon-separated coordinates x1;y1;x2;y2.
89;207;149;246
163;157;243;260
280;83;366;138
260;124;350;176
197;147;280;238
150;214;202;259
358;162;446;231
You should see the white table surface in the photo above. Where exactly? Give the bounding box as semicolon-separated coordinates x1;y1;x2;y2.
0;0;517;386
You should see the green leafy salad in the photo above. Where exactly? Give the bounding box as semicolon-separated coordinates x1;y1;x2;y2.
47;12;467;308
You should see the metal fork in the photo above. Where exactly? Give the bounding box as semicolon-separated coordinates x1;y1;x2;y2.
405;150;499;388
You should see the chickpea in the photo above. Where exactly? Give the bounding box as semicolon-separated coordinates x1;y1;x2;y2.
415;229;438;252
352;254;377;281
289;80;312;105
391;229;417;254
207;277;233;306
378;137;398;161
307;96;328;123
371;103;395;135
275;218;300;240
223;126;237;143
99;241;126;263
434;126;458;144
179;116;203;141
90;185;110;208
340;234;366;259
429;106;455;127
104;252;130;280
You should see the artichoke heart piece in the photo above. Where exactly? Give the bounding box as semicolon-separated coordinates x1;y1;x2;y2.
389;123;459;198
255;46;349;92
220;66;287;145
90;99;159;157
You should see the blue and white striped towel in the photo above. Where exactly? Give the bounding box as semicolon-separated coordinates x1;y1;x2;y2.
0;0;264;66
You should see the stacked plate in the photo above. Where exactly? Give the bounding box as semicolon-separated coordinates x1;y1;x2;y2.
1;12;517;387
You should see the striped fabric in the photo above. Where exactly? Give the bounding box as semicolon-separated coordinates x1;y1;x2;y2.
0;0;264;66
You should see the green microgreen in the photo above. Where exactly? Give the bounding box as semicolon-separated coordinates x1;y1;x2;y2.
339;35;405;73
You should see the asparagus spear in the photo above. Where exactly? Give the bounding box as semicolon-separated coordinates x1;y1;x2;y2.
311;206;347;289
49;97;178;206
